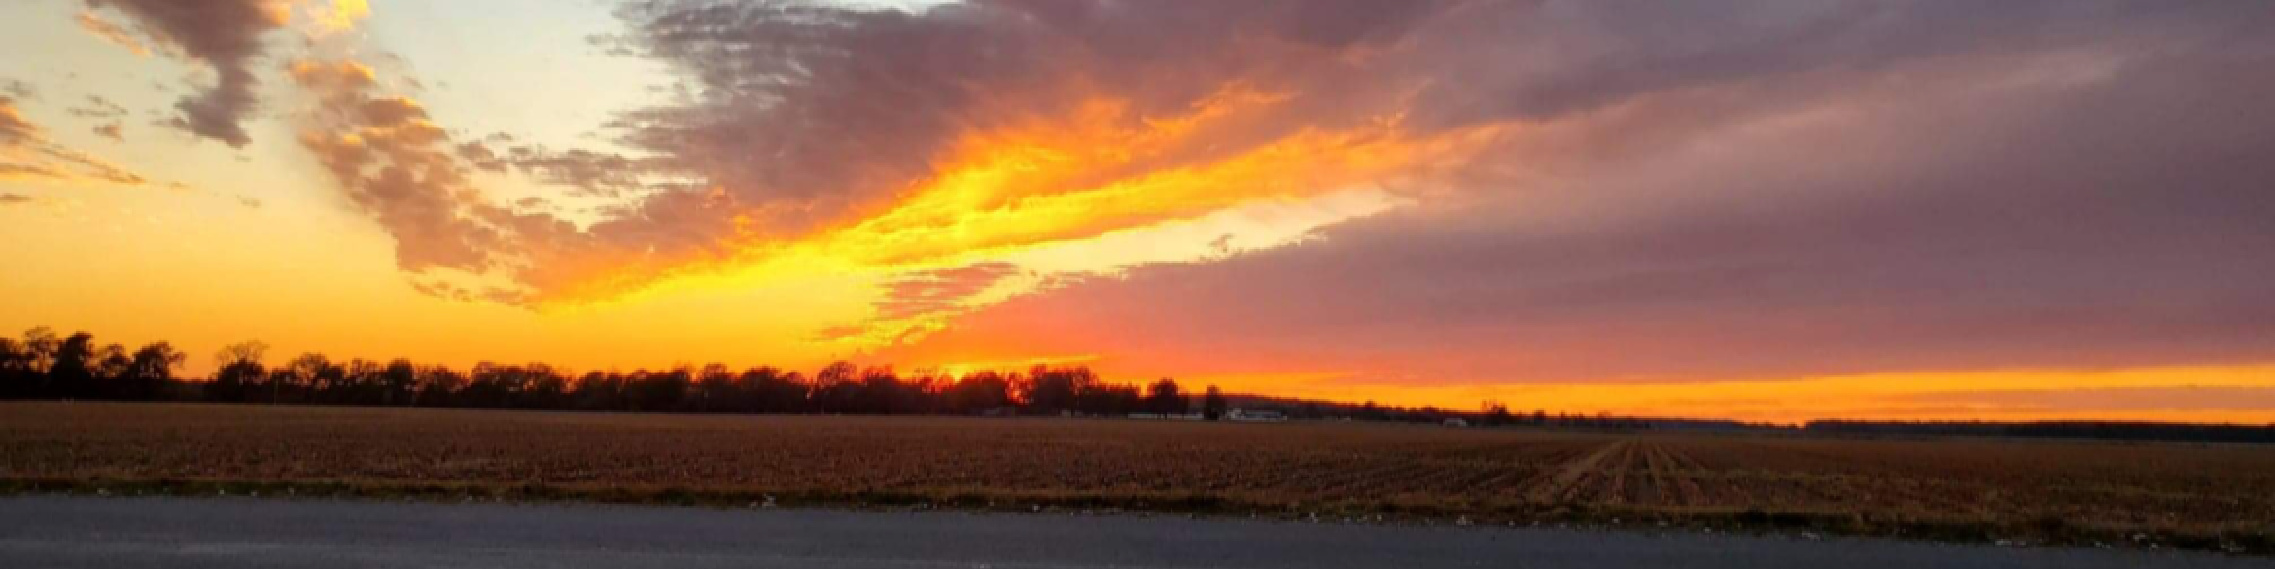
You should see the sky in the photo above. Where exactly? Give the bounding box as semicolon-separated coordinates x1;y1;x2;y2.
2;0;2272;424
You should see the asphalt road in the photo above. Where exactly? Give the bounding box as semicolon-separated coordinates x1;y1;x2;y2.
0;495;2257;568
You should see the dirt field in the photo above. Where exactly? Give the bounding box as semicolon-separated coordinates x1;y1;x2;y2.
3;403;2271;551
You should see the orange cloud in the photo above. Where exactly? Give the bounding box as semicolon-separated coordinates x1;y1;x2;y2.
74;10;151;57
288;59;522;278
0;95;145;185
305;0;369;36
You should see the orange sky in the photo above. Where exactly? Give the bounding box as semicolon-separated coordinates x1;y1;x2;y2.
2;0;2271;424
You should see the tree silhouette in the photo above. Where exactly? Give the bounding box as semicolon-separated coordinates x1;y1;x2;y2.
628;368;691;412
810;361;861;413
282;353;338;405
1482;401;1513;426
0;337;36;399
121;342;186;400
379;359;417;406
571;371;624;411
1145;378;1187;415
22;327;60;375
945;370;1011;414
1202;385;1227;420
209;341;268;402
859;366;909;414
48;332;97;399
1024;366;1093;415
90;342;131;398
1077;382;1141;415
6;324;2273;444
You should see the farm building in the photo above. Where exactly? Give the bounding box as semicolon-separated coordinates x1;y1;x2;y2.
1227;409;1288;422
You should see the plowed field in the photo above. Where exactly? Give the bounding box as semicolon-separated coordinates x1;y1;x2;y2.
4;403;2270;551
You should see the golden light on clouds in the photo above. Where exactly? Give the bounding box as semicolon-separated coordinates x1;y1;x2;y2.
531;83;1506;356
305;0;370;36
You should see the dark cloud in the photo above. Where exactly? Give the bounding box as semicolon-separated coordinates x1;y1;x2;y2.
885;3;2275;382
594;1;2265;242
85;0;289;147
554;2;2256;288
1400;2;2261;129
595;0;1451;241
0;193;33;204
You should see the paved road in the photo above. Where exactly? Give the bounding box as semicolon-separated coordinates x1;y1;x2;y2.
0;495;2256;568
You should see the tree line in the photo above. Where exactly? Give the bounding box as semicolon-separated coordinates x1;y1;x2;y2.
17;326;2263;443
1806;419;2275;444
0;327;1230;418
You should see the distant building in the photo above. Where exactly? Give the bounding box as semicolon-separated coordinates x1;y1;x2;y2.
1127;413;1204;421
1227;408;1287;422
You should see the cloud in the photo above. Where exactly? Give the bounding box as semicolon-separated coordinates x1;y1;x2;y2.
83;0;293;147
92;123;123;142
0;96;36;139
0;79;32;100
69;95;129;120
875;262;1026;321
286;60;514;273
808;261;1031;346
877;2;2275;384
244;0;2275;366
454;142;679;198
0;95;146;185
0;193;31;204
75;9;152;56
285;59;627;304
266;0;1478;303
599;0;1451;236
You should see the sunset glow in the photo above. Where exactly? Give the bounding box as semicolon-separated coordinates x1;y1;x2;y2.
3;0;2271;423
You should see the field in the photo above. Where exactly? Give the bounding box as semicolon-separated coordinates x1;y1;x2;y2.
3;403;2272;552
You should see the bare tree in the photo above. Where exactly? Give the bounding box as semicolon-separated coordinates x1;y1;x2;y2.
209;341;270;402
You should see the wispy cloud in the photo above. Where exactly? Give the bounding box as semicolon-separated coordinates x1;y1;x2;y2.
0;93;146;185
287;60;525;276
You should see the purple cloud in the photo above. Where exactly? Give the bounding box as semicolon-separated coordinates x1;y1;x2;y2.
85;0;290;147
